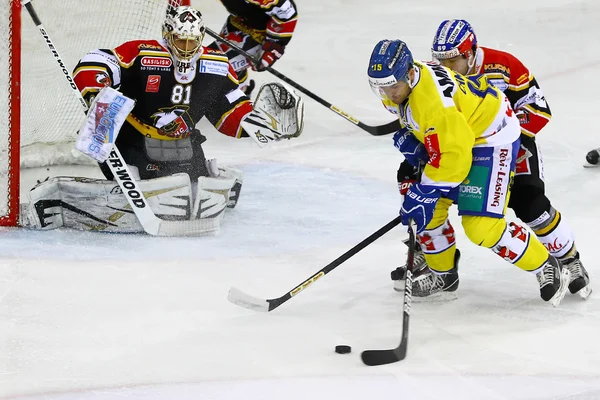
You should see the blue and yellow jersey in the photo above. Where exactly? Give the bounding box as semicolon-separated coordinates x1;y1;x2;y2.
382;61;518;190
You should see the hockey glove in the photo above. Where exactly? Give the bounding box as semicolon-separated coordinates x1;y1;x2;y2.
400;184;441;234
397;159;419;195
393;128;429;167
257;40;284;71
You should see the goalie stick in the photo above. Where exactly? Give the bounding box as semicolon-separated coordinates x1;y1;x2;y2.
228;216;402;312
361;219;416;366
23;0;218;236
205;28;400;136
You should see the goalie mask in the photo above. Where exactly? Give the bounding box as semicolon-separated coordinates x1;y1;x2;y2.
163;6;206;61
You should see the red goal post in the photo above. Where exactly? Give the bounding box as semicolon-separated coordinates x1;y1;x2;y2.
0;0;191;227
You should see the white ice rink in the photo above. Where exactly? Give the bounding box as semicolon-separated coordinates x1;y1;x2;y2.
2;0;600;399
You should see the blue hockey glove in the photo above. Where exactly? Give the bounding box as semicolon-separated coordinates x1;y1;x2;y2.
393;128;429;167
400;184;441;233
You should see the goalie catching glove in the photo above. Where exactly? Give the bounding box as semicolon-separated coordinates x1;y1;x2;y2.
242;82;304;148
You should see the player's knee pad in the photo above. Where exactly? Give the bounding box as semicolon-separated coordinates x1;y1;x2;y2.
491;221;549;272
192;166;244;220
462;216;548;272
419;219;457;273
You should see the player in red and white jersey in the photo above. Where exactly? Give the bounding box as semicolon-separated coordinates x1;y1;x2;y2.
209;0;299;96
391;19;590;300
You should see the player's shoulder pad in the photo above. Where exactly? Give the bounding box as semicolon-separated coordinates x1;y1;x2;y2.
481;46;530;86
201;47;230;62
112;40;170;67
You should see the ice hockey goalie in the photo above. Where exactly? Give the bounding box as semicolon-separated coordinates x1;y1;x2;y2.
19;5;304;235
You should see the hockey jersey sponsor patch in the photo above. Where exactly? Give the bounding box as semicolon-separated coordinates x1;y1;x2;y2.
138;43;163;51
145;75;161;93
516;73;529;85
488;78;508;92
424;132;441;168
199;60;229;76
141;57;172;68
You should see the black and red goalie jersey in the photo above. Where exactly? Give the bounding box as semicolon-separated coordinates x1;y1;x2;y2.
472;46;551;137
73;39;253;141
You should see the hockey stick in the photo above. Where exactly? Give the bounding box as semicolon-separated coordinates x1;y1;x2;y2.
205;28;400;136
361;219;416;366
23;0;218;236
228;216;402;312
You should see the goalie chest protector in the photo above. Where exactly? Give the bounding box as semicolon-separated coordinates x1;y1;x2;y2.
74;40;249;141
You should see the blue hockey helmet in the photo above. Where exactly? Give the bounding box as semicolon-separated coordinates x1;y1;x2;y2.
368;40;414;99
431;19;477;60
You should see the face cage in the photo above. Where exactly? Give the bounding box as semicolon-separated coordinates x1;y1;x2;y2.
167;32;204;61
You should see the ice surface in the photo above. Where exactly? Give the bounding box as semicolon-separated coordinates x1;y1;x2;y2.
2;0;600;399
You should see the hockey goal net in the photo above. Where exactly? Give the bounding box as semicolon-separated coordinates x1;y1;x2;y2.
0;0;190;226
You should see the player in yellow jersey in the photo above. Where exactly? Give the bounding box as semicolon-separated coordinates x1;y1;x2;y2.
367;39;570;305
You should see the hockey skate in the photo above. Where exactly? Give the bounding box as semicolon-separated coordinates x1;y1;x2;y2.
391;247;460;302
536;256;571;307
559;251;592;299
391;241;427;292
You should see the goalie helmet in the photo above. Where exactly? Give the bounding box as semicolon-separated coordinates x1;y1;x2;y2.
163;6;206;61
431;19;477;61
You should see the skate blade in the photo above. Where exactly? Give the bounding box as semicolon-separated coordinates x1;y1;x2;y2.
577;285;592;300
550;269;571;307
412;291;459;303
393;280;459;302
393;281;404;292
583;163;599;168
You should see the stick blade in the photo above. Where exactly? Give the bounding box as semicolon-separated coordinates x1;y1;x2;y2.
361;348;406;366
227;287;270;312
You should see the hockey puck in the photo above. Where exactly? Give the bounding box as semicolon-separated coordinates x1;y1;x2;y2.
335;345;351;354
587;150;600;165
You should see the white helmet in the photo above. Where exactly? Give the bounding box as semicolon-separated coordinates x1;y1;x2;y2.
163;6;206;61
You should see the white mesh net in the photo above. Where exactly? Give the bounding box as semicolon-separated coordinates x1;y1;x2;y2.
0;0;186;223
20;0;187;167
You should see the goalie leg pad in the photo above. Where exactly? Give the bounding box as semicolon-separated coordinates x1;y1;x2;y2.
219;167;244;208
21;174;193;233
192;167;244;220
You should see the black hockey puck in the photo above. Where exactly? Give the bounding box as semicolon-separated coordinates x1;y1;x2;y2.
335;345;351;354
587;150;599;165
